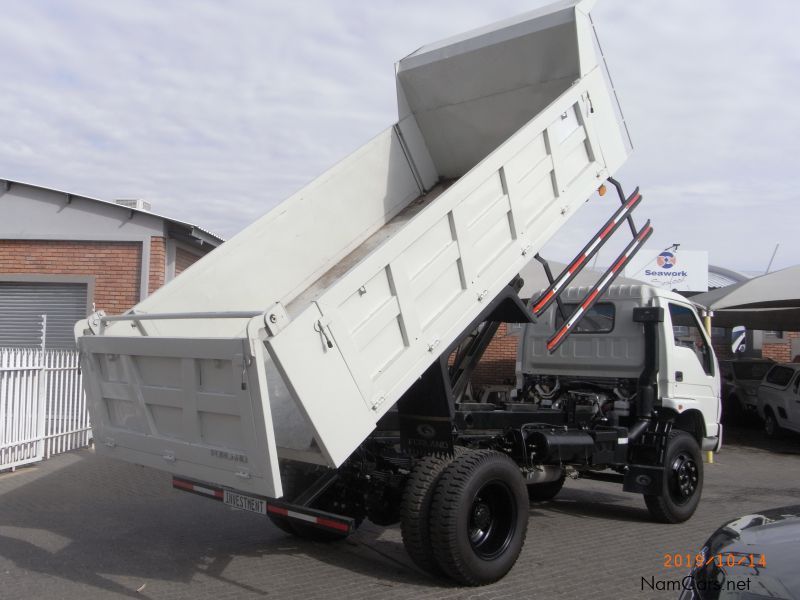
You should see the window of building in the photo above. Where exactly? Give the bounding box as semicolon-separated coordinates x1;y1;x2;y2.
710;326;727;341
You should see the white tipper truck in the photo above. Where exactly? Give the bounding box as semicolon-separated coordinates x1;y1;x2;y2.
75;0;720;585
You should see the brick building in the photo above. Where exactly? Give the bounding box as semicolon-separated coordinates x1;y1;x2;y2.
762;331;800;363
0;179;223;348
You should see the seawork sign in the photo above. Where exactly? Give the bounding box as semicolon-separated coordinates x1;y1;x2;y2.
625;249;709;292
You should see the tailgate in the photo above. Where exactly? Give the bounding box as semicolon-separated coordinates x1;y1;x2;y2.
79;335;282;498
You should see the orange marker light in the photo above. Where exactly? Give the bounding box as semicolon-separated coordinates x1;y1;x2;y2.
598;184;607;196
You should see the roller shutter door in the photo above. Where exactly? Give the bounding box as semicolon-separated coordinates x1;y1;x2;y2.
0;281;88;349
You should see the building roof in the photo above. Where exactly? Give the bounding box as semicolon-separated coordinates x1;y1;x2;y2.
708;264;749;289
1;178;224;247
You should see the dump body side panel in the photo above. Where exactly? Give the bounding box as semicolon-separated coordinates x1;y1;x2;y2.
110;126;431;339
268;69;622;465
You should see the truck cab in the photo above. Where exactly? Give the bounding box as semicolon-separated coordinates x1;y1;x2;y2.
518;284;721;452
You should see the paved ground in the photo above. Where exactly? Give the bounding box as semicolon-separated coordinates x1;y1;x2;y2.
0;427;798;600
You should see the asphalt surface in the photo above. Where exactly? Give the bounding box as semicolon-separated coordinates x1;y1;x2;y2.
0;427;798;600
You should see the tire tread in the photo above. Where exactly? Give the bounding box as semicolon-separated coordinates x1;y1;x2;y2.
429;450;528;585
400;452;461;574
644;430;703;524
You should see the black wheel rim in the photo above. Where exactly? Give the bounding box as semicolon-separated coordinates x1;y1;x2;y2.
765;415;775;435
467;480;516;560
669;452;699;505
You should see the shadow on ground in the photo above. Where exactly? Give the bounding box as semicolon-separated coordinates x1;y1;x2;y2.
722;424;800;455
0;453;437;598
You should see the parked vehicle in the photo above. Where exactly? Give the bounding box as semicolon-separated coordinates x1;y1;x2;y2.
719;359;773;423
74;1;718;586
757;363;800;437
679;505;800;599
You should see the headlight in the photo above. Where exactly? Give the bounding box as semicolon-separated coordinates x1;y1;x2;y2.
746;388;757;397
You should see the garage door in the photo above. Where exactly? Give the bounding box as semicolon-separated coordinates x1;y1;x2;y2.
0;281;89;349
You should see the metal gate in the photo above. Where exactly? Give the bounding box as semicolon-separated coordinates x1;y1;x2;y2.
0;347;91;471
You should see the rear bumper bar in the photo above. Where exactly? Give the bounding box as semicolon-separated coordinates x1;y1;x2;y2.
172;476;355;535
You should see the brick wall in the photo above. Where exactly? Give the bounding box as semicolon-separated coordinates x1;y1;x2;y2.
471;323;518;386
762;331;800;362
148;237;166;294
175;247;201;275
0;239;141;315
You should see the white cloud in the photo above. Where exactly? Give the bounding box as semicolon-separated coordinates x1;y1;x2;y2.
1;0;798;272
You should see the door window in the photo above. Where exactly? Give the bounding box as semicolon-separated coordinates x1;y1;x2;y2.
669;303;713;376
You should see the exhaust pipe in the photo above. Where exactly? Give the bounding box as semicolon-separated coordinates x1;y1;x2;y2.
628;384;655;442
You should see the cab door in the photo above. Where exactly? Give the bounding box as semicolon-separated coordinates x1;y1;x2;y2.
659;300;720;435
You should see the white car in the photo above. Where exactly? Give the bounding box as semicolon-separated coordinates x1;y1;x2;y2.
757;363;800;437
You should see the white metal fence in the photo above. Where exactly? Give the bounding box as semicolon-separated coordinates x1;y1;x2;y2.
0;347;91;471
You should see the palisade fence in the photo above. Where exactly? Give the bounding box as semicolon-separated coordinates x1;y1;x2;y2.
0;347;91;471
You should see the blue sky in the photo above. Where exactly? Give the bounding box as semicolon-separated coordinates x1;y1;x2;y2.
1;0;798;272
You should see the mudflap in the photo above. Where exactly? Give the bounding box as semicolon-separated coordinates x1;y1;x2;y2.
397;357;455;456
623;465;664;495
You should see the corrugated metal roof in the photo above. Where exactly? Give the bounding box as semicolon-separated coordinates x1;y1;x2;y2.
708;265;750;289
1;178;224;245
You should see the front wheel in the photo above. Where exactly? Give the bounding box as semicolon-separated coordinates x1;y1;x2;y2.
644;430;703;523
429;450;529;585
763;408;783;439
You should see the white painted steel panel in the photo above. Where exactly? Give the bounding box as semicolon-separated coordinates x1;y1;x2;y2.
79;335;282;497
114;127;429;339
518;285;656;380
265;305;376;466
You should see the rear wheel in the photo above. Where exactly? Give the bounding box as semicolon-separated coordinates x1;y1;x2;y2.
400;451;462;575
429;450;528;585
644;430;703;523
526;470;566;502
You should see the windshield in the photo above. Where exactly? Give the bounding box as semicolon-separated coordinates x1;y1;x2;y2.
731;362;771;381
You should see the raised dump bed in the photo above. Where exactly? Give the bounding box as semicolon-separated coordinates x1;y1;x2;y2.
78;0;631;499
